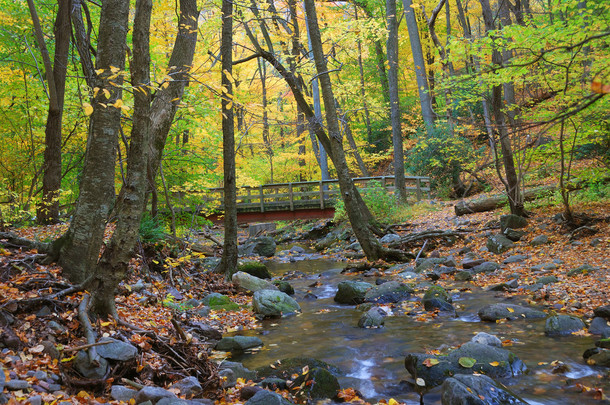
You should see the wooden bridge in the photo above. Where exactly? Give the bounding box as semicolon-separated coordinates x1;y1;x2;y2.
204;176;430;223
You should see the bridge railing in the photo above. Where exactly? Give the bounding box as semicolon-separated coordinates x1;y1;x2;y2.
206;175;430;214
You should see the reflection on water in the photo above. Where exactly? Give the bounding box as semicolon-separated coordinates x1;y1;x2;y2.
236;258;608;404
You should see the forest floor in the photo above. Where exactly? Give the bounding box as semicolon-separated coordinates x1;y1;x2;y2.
0;197;608;404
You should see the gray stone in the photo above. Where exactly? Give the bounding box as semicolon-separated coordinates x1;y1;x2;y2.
586;349;610;367
170;376;202;397
245;390;295;405
590;238;602;247
252;290;300;317
47;321;66;334
441;374;528;405
237;261;272;279
531;235;549;246
536;275;558;285
503;228;526;242
218;361;256;388
232;272;278;293
190;322;222;340
416;258;447;272
347;242;362;251
364;281;413;304
5;380;30;390
135;386;177;404
272;280;294;295
73;351;108;379
594;305;610;319
545;315;586;336
260;378;288;390
334;281;373;304
215;336;263;352
462;258;485;269
478;303;546;322
589;317;610;336
35;306;52;317
111;385;138;402
240;236;277;257
471;261;500;274
470;332;502;347
289;367;340;400
358;307;387;328
195;307;211;317
567;264;598;277
184;298;201;308
503;254;528;264
396;271;424;281
531;262;558;271
256;357;340;380
405;342;527;388
28;396;42;405
167;287;183;300
423;286;454;312
156;399;189;405
500;214;528;232
380;233;401;244
455;270;473;281
96;337;138;361
487;234;516;254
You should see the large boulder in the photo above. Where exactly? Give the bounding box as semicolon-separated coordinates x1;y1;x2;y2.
96;337;138;361
237;261;272;279
441;374;528;405
334;281;373;304
252;290;300;317
240;236;277;257
486;234;515;254
478;303;546;322
404;342;527;388
232;272;278;293
364;281;413;304
500;214;528;232
545;315;586;336
201;293;239;311
215;336;263;353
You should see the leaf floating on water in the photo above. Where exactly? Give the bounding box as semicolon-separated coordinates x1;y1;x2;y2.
458;357;477;368
302;365;309;374
423;358;440;367
489;361;500;367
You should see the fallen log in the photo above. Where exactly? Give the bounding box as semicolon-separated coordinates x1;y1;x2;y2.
454;186;555;216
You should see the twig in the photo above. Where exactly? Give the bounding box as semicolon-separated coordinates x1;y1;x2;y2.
171;317;188;341
415;240;428;262
63;340;113;353
121;378;144;390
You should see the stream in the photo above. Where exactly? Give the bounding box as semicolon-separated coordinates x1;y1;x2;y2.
230;255;608;404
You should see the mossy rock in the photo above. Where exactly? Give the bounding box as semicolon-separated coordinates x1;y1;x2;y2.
272;280;295;295
238;261;272;279
202;293;240;311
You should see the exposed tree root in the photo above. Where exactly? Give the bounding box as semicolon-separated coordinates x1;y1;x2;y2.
388;229;466;249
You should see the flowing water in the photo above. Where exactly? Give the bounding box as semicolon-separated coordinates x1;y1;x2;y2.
231;256;608;404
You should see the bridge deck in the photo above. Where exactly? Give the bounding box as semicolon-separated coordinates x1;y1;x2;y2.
203;176;430;223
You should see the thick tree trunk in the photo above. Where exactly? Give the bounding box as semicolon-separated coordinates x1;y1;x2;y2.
58;0;130;284
402;0;436;133
217;0;238;278
386;0;407;202
303;0;386;261
32;0;71;224
91;0;152;317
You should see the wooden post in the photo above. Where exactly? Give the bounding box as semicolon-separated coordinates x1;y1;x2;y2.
259;185;265;212
416;177;422;201
289;183;294;211
319;181;325;209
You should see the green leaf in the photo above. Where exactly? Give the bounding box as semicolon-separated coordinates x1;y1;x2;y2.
458;357;476;368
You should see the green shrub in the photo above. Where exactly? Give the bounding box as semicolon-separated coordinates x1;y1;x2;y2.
333;180;398;223
139;213;166;243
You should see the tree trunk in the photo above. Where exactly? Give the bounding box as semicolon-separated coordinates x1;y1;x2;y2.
31;0;71;224
146;0;199;198
455;186;554;216
217;0;238;278
303;0;386;261
402;0;435;133
355;11;374;148
258;58;274;182
386;0;407;202
479;0;525;216
91;0;152;318
58;0;130;284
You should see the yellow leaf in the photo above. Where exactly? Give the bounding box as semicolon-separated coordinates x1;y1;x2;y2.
161;81;170;89
113;99;123;109
109;65;120;73
103;89;110;99
83;102;93;116
389;399;399;405
489;361;500;367
95;68;104;75
507;307;515;313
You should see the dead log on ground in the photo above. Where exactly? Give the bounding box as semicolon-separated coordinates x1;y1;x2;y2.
454;186;555;216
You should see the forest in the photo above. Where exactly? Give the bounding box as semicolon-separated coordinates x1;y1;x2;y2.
0;0;609;404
